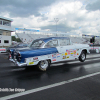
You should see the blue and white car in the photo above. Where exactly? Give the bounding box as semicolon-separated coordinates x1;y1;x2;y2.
11;37;90;71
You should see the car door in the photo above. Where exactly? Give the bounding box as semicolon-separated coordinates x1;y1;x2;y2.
56;38;77;61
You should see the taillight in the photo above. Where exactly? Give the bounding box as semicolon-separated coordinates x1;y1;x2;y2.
18;52;21;57
9;54;11;59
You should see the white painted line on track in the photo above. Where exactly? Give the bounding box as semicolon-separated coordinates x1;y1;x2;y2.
1;71;100;100
68;58;100;64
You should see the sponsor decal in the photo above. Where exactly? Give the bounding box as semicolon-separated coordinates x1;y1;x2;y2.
29;62;34;65
74;52;76;55
63;56;66;59
0;49;5;51
57;56;60;58
56;53;60;58
77;53;79;55
65;52;68;55
33;57;38;60
52;59;56;61
52;57;56;59
33;57;38;62
66;49;77;55
71;52;74;56
71;52;74;55
62;54;64;56
66;50;70;55
66;56;69;58
68;52;70;55
52;54;56;57
52;54;57;60
73;50;76;55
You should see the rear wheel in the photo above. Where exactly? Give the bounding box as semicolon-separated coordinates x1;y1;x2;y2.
79;51;86;62
38;60;50;71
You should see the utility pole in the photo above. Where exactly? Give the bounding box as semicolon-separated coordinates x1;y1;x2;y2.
54;18;59;32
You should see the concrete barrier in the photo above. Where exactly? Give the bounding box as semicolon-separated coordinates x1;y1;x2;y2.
89;47;100;53
0;48;6;53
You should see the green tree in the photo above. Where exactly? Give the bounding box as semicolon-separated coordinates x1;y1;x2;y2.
12;36;16;41
16;38;22;42
11;36;22;42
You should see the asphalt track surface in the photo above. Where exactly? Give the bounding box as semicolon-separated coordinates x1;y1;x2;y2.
0;53;100;100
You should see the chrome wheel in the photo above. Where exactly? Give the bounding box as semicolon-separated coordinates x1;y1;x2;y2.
81;53;85;61
38;60;50;71
79;51;86;62
40;60;48;69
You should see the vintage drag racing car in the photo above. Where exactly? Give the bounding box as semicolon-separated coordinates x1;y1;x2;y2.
10;37;90;71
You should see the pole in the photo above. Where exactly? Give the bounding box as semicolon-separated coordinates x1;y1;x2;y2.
54;18;59;32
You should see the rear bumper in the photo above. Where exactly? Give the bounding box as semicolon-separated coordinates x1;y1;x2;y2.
14;60;27;67
9;58;27;67
9;58;15;62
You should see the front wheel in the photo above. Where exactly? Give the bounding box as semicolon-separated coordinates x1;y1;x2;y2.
79;51;86;62
37;60;50;71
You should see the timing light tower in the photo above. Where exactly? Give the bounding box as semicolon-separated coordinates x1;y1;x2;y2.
54;18;59;32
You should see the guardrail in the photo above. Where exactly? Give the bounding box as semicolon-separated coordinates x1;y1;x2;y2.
89;47;100;53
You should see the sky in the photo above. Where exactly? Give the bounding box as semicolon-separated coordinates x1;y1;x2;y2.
1;0;100;36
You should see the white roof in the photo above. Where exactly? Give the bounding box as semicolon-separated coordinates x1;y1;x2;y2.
0;16;13;22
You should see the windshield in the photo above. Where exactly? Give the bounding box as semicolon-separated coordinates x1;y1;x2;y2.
30;40;44;48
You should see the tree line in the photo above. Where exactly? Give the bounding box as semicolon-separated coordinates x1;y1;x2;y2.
12;36;22;42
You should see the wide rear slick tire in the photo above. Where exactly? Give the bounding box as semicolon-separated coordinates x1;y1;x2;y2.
79;51;86;62
38;60;50;71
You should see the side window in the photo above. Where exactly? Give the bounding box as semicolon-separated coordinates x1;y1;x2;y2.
31;40;44;48
60;39;70;46
0;20;2;25
4;40;9;43
45;40;58;48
